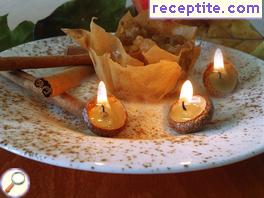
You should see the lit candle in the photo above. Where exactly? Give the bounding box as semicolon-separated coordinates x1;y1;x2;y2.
168;80;214;134
203;48;238;97
83;81;127;137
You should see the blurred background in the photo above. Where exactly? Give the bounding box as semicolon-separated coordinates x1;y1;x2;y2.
0;0;263;57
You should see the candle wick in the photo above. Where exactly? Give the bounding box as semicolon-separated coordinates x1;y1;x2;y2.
218;71;222;79
100;104;109;117
101;105;105;113
182;101;187;111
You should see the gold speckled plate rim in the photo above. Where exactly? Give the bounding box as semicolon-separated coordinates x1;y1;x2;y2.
0;36;263;174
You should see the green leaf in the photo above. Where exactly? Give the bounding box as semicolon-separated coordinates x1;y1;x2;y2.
34;0;127;39
0;14;34;52
251;41;264;60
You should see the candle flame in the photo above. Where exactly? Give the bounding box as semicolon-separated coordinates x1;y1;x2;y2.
180;80;193;102
97;81;109;105
214;48;224;70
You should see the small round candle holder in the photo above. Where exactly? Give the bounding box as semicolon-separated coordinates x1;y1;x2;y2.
203;49;238;97
168;95;214;134
83;95;127;137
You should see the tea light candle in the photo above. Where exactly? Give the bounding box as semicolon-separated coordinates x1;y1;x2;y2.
168;80;213;134
203;48;238;97
83;81;127;137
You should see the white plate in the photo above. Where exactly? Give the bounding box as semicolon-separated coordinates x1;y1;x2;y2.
0;37;263;174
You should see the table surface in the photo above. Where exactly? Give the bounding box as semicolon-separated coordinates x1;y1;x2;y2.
0;148;263;198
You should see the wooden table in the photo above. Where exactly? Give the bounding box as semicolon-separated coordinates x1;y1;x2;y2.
0;148;263;198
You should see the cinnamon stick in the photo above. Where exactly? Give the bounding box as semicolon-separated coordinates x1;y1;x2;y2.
34;66;94;97
0;55;92;71
0;70;85;118
66;46;87;55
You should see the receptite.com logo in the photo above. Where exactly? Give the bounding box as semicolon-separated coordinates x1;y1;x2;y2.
0;168;30;197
